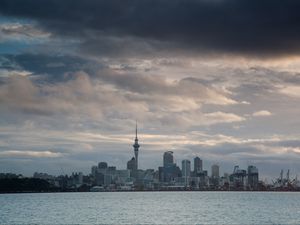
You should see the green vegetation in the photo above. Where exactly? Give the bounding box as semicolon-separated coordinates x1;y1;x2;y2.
0;178;51;193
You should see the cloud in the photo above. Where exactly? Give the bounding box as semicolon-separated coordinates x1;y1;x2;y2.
1;0;300;57
278;85;300;98
203;112;245;124
252;110;272;117
97;72;238;106
0;54;95;79
0;69;31;77
0;69;240;128
0;150;63;158
0;22;50;42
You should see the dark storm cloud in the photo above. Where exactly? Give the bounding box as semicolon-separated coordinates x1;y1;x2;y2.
1;0;300;57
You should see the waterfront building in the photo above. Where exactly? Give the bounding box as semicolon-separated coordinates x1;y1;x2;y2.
158;166;164;182
115;170;131;184
91;164;107;185
197;170;209;189
104;174;112;186
247;165;259;190
95;172;104;186
190;176;201;189
161;165;180;182
220;173;230;189
70;172;83;187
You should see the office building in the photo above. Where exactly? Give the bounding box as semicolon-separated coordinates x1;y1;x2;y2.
160;151;181;183
182;160;191;178
194;157;203;173
163;151;174;167
211;164;220;188
211;164;219;178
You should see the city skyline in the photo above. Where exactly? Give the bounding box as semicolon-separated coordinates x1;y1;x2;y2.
5;125;296;186
1;0;300;179
0;121;299;179
0;123;298;191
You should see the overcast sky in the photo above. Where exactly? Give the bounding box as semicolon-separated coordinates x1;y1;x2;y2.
1;0;300;180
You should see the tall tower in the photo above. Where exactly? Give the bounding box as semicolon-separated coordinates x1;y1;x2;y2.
133;121;140;170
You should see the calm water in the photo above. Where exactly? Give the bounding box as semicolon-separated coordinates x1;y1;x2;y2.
1;192;300;224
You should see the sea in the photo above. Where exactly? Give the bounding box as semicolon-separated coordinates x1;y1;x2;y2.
0;192;300;224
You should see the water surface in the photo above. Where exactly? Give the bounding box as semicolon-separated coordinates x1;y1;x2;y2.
1;192;299;224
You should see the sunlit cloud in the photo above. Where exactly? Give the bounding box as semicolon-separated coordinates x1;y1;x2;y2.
0;150;63;158
252;110;272;117
278;85;300;98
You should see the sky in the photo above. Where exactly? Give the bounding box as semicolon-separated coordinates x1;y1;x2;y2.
1;0;300;180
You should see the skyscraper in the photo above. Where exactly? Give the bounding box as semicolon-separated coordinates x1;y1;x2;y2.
163;151;174;167
211;164;220;188
161;151;180;182
182;160;191;187
133;122;140;170
194;157;202;173
182;160;191;178
211;164;219;178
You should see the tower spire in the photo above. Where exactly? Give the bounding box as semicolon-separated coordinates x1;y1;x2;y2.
135;120;138;139
133;120;140;170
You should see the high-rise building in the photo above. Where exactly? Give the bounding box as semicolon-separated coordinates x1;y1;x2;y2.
133;122;140;170
127;157;136;171
98;162;108;169
194;157;203;173
211;164;220;188
182;160;191;187
161;151;180;183
182;160;191;178
198;170;208;188
211;164;219;178
91;165;98;178
247;165;259;190
163;151;174;167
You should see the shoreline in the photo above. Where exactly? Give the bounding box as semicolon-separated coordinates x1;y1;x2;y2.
1;189;300;194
